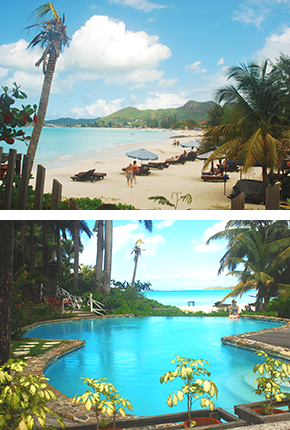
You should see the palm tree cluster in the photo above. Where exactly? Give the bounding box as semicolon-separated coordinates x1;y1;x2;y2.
207;220;290;310
202;59;290;192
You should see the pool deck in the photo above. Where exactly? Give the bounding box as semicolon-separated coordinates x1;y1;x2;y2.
21;315;290;429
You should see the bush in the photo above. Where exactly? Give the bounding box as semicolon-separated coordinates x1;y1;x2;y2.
267;295;290;318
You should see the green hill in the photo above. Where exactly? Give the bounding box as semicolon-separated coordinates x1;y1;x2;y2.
44;117;99;126
90;100;215;127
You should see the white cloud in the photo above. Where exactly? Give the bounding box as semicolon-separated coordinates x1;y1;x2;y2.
136;91;188;109
191;220;230;254
108;0;166;12
0;39;42;72
143;234;165;257
232;6;266;27
105;70;165;87
257;26;290;60
58;15;171;79
217;57;224;66
0;68;8;80
185;61;207;74
155;220;175;229
64;97;125;118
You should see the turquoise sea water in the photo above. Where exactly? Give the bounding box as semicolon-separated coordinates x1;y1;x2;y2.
1;128;171;168
143;289;255;306
25;316;285;416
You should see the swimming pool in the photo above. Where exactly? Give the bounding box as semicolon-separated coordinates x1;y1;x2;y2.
25;317;287;416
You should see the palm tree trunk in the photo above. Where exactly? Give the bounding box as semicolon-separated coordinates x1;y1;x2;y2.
73;221;80;291
262;163;268;200
43;221;48;278
56;225;62;275
0;221;14;366
29;224;35;273
95;220;104;292
27;52;57;167
131;255;139;287
103;221;112;296
20;223;26;268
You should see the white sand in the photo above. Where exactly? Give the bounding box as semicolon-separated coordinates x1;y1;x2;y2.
178;304;247;313
32;129;265;210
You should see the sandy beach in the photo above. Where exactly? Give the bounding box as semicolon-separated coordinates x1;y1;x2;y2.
178;304;247;313
34;129;265;210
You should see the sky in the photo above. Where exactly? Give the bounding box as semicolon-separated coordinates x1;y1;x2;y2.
2;0;290;120
78;219;237;290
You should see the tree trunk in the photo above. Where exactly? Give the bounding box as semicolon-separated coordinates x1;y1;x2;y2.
0;221;14;366
27;52;57;168
262;163;268;200
20;223;26;268
29;223;35;273
103;221;112;296
131;255;139;287
73;221;80;291
95;220;104;292
56;225;62;275
43;221;48;278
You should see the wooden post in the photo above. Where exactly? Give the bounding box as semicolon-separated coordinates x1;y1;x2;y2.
0;147;3;165
3;148;17;210
50;179;62;210
33;165;46;210
69;198;79;210
265;184;280;210
231;192;245;210
18;155;32;210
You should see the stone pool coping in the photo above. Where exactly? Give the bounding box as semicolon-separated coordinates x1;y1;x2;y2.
20;314;290;425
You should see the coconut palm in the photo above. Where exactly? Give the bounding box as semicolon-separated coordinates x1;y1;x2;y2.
103;221;113;296
131;239;144;287
26;2;69;166
202;61;289;192
207;220;290;310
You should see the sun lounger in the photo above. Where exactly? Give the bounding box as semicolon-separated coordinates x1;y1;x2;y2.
142;162;169;170
201;173;229;182
228;179;264;203
71;169;106;182
122;166;151;175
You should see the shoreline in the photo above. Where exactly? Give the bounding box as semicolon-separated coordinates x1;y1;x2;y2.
30;129;265;210
178;304;247;313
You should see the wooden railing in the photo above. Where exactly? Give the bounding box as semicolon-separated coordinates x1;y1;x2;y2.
56;286;106;315
0;146;78;210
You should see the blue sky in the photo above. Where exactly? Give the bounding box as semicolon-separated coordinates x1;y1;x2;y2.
1;0;290;119
79;219;236;290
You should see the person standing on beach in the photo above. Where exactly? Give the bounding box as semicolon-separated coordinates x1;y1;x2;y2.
229;299;239;319
132;160;139;185
125;163;134;188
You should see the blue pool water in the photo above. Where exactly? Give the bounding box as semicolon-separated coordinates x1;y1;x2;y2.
25;317;286;416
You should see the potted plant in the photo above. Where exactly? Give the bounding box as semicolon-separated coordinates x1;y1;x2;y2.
72;377;133;430
160;355;218;427
235;350;290;425
252;350;290;415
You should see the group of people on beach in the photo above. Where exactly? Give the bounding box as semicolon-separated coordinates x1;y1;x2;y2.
125;160;139;187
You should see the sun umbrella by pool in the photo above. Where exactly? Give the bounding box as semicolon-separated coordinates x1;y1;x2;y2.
126;148;158;161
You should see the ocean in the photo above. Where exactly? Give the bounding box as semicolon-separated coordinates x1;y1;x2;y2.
1;127;172;168
143;289;255;307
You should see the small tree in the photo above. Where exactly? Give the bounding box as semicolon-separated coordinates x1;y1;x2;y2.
0;83;37;146
0;359;64;429
73;377;133;430
160;355;218;427
253;350;290;414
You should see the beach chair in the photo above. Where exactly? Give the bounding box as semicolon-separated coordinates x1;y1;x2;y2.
228;179;264;203
91;172;107;180
71;169;97;182
201;173;229;182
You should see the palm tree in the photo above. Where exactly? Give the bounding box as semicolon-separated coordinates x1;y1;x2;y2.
94;220;104;292
26;2;69;166
202;61;289;192
103;221;112;296
70;221;92;291
207;220;290;310
131;239;144;286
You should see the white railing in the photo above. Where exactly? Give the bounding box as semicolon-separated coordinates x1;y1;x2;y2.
56;286;105;315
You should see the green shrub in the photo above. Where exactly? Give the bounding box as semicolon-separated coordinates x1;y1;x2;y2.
267;295;290;318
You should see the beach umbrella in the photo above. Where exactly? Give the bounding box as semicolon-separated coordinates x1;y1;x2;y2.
180;140;200;149
126;148;158;161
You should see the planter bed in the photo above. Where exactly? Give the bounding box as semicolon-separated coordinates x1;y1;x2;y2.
66;409;247;430
235;398;290;425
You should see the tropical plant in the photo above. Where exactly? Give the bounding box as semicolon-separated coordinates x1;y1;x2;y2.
72;377;133;430
206;220;290;311
252;350;290;414
202;61;290;193
149;192;192;209
0;359;64;429
160;355;218;427
26;2;69;166
0;83;37;146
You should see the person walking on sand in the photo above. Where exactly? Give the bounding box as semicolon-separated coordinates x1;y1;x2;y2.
125;163;134;188
132;160;139;185
229;299;239;319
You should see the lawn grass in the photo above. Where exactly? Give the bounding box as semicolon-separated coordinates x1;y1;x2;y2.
10;338;71;358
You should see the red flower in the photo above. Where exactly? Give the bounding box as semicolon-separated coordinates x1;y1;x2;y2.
4;112;11;124
23;113;27;125
24;278;27;282
16;305;19;308
33;113;38;123
5;137;15;144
